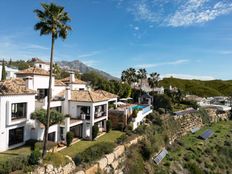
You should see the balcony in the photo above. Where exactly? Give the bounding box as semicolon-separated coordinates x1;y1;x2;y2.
79;113;91;120
94;111;107;119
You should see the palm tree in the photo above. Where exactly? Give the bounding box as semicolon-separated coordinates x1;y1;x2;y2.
137;68;147;94
148;72;160;92
34;3;71;158
121;68;137;87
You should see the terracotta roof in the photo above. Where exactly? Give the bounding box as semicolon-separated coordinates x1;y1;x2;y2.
71;90;109;102
95;89;118;99
16;67;50;76
61;77;86;84
0;79;36;96
55;80;66;86
56;90;65;97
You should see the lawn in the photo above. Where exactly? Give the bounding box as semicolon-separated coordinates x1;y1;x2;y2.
60;130;124;158
0;145;31;162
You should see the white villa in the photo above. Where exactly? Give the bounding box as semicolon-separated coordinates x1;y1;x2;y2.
0;64;18;81
33;58;50;71
0;65;118;152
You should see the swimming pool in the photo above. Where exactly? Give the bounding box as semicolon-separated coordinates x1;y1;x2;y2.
132;105;146;110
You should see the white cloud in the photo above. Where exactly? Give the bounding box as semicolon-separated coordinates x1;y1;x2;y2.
135;59;189;68
81;60;98;66
77;51;101;59
161;73;215;80
120;0;232;27
167;0;232;27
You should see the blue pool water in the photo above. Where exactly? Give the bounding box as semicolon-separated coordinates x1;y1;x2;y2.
132;105;146;110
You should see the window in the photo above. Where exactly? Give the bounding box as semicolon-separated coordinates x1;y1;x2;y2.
48;132;56;142
9;127;24;146
51;106;62;113
37;89;48;99
11;103;27;120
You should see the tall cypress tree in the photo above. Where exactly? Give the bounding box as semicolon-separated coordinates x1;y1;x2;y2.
1;59;6;81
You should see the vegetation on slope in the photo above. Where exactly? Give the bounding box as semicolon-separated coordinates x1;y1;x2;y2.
124;111;232;174
161;77;232;97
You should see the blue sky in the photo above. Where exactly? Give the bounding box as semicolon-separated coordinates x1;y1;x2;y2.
1;0;232;80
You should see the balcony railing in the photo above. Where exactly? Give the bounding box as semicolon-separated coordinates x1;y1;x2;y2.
142;106;152;114
94;111;107;119
80;113;91;120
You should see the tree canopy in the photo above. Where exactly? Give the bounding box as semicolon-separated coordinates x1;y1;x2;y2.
31;109;64;127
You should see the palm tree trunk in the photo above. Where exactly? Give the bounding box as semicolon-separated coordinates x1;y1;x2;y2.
42;34;55;158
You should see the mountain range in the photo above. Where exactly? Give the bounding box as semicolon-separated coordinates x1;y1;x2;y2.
56;60;119;80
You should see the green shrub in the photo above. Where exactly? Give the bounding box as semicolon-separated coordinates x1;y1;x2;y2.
139;140;152;161
106;120;112;133
116;123;124;131
92;124;99;140
0;155;29;174
115;134;128;145
124;149;144;174
74;142;115;165
184;162;204;174
66;131;74;147
135;124;146;135
25;139;38;150
28;147;41;165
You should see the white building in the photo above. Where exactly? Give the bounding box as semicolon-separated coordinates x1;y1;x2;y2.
0;79;36;151
32;58;50;71
0;65;120;151
0;65;18;80
61;72;87;91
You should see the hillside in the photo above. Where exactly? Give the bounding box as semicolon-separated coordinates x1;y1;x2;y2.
57;60;119;80
160;78;232;97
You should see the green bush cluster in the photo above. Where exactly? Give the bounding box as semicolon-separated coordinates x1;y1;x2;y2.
28;148;41;165
0;155;29;174
115;134;128;145
74;142;115;165
92;124;99;140
106;120;112;133
66;131;74;147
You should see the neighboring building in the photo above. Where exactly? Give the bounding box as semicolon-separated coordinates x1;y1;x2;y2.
61;88;110;140
138;93;153;105
32;58;50;71
0;65;18;80
0;79;36;151
61;72;87;91
109;104;152;130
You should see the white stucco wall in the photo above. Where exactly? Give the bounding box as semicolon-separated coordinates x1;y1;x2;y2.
0;94;35;152
34;63;50;71
132;106;152;130
0;66;18;81
52;86;66;97
69;84;87;90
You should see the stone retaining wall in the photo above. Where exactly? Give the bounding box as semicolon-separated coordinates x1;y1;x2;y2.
76;136;143;174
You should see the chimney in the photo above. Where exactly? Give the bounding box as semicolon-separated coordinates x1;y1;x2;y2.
64;87;71;115
24;76;33;90
70;72;75;83
65;87;71;100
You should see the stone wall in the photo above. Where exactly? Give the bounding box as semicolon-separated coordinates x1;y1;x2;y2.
32;156;76;174
204;108;230;123
76;136;143;174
